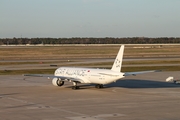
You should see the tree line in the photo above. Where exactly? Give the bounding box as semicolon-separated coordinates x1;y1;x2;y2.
0;37;180;45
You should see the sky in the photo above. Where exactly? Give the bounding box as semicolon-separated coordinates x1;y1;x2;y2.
1;0;180;38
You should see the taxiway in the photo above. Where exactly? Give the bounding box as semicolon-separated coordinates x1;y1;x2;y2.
0;71;180;120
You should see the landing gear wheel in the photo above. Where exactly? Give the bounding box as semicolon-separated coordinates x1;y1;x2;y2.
72;82;79;90
100;84;103;88
72;86;79;90
95;84;103;89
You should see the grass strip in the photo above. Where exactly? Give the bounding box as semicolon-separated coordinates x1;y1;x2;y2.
0;66;180;75
122;66;180;72
0;69;55;75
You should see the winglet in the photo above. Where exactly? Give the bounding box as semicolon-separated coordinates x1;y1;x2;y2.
111;45;124;72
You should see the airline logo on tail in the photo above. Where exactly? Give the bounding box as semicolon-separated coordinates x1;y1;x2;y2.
111;45;124;72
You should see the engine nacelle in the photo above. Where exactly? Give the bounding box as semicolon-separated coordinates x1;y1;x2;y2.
52;78;64;87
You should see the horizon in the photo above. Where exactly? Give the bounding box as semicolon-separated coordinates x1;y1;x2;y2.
1;0;180;38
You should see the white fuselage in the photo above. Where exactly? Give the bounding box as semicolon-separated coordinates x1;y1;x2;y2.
54;67;125;85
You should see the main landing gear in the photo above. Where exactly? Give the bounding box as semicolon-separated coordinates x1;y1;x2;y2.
72;82;79;90
95;84;104;89
71;82;104;90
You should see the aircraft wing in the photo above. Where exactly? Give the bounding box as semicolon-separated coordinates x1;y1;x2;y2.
23;74;85;83
123;70;161;76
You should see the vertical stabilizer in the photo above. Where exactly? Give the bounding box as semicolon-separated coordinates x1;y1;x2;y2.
111;45;124;72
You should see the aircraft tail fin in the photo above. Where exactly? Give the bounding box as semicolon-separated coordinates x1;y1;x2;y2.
111;45;124;72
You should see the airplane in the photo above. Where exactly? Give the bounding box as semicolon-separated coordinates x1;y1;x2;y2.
24;45;160;90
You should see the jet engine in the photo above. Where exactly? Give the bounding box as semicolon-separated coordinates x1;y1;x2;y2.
52;78;64;86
